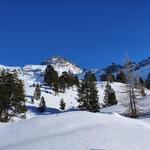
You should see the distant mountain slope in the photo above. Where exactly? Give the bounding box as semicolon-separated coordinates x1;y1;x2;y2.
0;55;150;81
92;57;150;80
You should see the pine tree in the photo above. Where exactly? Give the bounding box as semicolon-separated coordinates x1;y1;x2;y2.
116;71;127;83
44;65;59;95
60;98;66;111
39;96;46;112
61;71;79;88
34;84;41;100
0;72;26;122
77;82;87;110
146;73;150;89
100;73;115;82
100;73;108;81
139;77;144;86
59;75;66;93
44;65;55;86
72;75;79;86
77;71;100;112
104;82;117;107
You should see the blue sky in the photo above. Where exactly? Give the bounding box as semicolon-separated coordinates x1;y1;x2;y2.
0;0;150;68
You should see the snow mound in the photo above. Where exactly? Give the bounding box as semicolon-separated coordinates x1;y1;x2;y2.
1;111;150;150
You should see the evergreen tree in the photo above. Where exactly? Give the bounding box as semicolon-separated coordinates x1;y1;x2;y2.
0;72;26;122
100;73;115;82
39;96;46;112
77;71;100;112
139;77;144;86
59;75;66;93
116;71;127;83
34;84;41;100
72;75;79;86
104;82;117;107
44;65;59;95
100;73;108;81
146;73;150;89
59;98;66;111
44;65;55;86
61;71;79;88
77;82;87;110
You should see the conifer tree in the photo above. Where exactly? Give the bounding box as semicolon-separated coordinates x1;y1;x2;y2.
146;73;150;89
0;72;26;122
59;75;66;93
60;98;66;111
116;71;127;83
34;84;41;100
44;65;59;95
77;71;100;112
139;77;144;86
100;73;115;82
39;96;46;112
104;82;117;107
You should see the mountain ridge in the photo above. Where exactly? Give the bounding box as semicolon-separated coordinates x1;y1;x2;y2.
0;56;150;80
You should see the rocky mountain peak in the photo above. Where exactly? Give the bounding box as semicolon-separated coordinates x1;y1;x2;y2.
41;56;68;66
41;56;82;75
134;57;150;71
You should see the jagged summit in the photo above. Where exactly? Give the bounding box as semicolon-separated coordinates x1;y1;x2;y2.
40;56;82;75
41;56;68;65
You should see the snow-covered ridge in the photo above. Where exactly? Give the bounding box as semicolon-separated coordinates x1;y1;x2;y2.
0;56;83;85
91;57;150;80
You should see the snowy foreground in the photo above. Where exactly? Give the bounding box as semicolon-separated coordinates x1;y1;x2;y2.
1;111;150;150
1;80;150;150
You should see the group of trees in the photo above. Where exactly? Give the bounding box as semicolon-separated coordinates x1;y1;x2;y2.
44;65;79;95
33;84;46;112
100;71;127;83
33;83;67;112
100;68;149;93
77;71;117;112
0;71;26;122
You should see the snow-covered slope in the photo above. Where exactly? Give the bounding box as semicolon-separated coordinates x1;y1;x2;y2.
92;57;150;80
1;111;150;150
1;56;150;150
0;56;150;118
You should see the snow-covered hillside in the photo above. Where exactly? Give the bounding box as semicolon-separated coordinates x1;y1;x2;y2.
92;57;150;80
0;55;150;118
1;56;150;150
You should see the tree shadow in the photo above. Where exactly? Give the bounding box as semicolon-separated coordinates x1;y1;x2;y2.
26;105;61;115
26;105;81;116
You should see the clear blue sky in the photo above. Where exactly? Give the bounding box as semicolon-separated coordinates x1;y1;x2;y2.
0;0;150;68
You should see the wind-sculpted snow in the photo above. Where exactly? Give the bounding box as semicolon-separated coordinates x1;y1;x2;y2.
1;111;150;150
